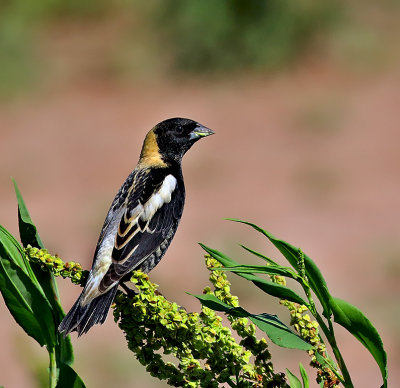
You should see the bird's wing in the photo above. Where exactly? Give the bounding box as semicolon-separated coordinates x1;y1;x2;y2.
99;168;184;291
92;170;139;262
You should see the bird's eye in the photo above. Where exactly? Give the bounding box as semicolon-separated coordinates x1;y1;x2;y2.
176;126;184;135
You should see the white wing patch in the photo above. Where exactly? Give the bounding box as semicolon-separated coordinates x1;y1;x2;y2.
143;174;177;221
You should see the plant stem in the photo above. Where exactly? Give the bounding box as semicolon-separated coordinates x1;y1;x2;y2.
327;319;354;388
48;346;57;388
315;314;354;388
300;274;353;386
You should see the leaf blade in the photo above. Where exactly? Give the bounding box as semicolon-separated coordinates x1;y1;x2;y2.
13;180;74;364
193;293;311;351
215;264;297;279
200;243;308;306
0;247;56;347
299;363;309;388
56;363;87;388
286;368;302;388
240;244;279;266
227;219;332;317
0;225;29;273
330;297;387;388
13;179;44;249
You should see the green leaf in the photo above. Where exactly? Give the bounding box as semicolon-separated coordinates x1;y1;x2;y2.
227;219;332;317
240;244;279;266
200;244;308;306
249;313;311;351
216;264;298;279
286;368;302;388
0;249;56;347
30;262;74;365
299;363;309;388
13;180;74;365
32;261;74;365
314;352;338;376
56;363;86;388
330;297;387;388
313;353;344;385
0;225;29;273
13;179;44;249
57;334;74;366
193;293;311;351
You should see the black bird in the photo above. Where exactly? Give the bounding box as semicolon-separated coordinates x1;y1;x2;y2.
59;118;214;336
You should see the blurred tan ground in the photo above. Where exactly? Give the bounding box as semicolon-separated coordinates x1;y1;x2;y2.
1;10;400;388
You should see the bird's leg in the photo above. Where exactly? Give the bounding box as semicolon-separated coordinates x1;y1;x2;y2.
120;283;138;298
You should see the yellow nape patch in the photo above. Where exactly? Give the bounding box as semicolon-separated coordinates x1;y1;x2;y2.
139;129;167;168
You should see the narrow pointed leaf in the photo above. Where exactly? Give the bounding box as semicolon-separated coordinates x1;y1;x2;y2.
0;250;56;347
0;259;46;346
0;225;28;272
227;219;332;317
56;363;86;388
240;245;279;266
27;265;74;364
249;313;311;350
33;259;74;365
13;179;44;249
30;262;74;364
193;293;311;350
286;368;302;388
200;244;308;306
299;363;309;388
216;264;297;279
330;297;387;388
314;352;339;377
14;180;74;364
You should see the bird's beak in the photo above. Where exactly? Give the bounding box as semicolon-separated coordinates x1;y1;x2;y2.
189;124;215;140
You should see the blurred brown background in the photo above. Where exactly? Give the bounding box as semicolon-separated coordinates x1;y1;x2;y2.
0;1;399;387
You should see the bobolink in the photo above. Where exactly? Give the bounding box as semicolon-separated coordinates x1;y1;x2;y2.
59;118;214;336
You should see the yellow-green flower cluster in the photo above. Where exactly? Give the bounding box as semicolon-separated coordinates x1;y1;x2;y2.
271;274;339;387
280;302;322;348
205;256;286;387
24;245;88;285
270;273;323;350
113;264;287;388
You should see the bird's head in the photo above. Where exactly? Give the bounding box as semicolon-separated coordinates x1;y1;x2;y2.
140;118;214;167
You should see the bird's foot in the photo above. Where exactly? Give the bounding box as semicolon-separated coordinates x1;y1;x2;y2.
120;283;138;298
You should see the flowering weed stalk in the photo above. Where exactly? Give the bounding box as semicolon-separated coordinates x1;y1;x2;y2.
24;246;288;387
199;219;388;388
113;257;287;387
25;245;88;285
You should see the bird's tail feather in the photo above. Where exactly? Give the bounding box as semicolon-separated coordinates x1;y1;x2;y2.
58;285;118;337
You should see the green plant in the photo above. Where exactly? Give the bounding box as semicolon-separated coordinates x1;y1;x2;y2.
197;219;388;388
0;181;85;388
0;183;387;387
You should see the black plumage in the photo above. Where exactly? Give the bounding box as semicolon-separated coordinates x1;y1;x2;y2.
59;118;213;336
